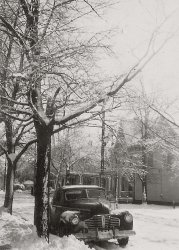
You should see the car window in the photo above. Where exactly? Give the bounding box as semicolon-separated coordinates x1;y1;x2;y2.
65;189;87;200
53;189;63;205
87;189;105;198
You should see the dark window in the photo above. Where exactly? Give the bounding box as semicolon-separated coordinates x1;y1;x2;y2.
87;189;105;198
53;189;63;205
129;183;133;191
147;152;153;167
121;177;126;191
65;189;87;201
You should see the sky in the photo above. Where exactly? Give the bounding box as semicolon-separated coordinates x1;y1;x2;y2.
72;0;179;144
80;0;179;123
76;0;179;137
104;0;179;95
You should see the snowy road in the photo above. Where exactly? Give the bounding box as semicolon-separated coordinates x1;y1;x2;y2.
94;204;179;250
1;192;179;250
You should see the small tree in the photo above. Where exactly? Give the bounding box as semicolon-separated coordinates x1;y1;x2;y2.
51;128;101;186
0;1;36;213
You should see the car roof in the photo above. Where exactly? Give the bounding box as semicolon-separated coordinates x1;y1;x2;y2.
61;185;104;190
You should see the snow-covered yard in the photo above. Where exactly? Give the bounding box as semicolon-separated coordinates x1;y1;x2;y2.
0;191;179;250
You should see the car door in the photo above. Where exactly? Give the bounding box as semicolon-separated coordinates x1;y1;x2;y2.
50;188;65;226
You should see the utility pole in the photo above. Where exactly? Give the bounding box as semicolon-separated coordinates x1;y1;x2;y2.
65;128;70;185
4;159;6;191
100;102;106;187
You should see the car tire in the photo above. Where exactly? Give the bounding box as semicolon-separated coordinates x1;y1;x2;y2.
117;237;129;247
87;241;95;249
58;223;66;237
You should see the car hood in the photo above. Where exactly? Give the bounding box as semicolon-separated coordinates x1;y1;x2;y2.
64;198;110;217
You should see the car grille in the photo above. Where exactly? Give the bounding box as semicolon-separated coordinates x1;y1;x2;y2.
85;215;120;230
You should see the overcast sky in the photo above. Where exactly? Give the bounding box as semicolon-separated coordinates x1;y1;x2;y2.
81;0;179;123
104;0;179;94
75;0;179;143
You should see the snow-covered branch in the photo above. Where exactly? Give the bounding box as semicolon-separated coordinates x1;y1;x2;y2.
0;95;29;106
1;105;32;116
14;139;37;165
0;109;33;122
150;105;179;130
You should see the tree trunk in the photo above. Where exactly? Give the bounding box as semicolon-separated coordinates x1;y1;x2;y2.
34;122;52;239
4;160;15;214
141;143;147;201
141;178;147;203
3;116;15;214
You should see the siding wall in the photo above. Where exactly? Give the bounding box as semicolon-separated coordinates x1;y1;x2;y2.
147;170;179;204
134;174;143;203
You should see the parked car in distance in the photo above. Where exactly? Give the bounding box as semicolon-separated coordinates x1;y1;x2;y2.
14;183;25;191
50;185;135;247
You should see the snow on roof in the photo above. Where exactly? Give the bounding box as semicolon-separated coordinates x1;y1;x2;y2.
23;180;34;185
61;185;102;190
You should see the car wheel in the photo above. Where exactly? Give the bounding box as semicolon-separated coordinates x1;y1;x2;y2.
117;237;129;247
58;223;66;237
87;241;95;249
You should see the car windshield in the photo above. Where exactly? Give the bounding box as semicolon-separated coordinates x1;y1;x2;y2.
64;188;105;201
87;189;105;199
65;189;87;200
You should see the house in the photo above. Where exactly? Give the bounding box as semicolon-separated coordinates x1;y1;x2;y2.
55;117;179;205
146;149;179;205
108;117;179;205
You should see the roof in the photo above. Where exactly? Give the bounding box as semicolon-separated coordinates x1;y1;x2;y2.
23;180;33;185
69;172;100;176
61;185;103;190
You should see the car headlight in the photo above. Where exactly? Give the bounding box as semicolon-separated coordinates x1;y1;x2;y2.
103;203;110;210
124;213;133;223
70;215;79;225
118;218;121;227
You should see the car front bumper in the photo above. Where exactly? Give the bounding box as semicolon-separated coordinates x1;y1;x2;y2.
75;229;136;242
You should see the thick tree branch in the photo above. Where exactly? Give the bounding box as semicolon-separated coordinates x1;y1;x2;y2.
28;89;50;125
0;143;9;160
53;109;103;134
0;15;26;48
149;105;179;130
0;109;33;122
19;0;31;20
1;105;32;116
14;125;34;147
14;139;37;165
83;0;101;18
40;0;56;41
0;95;29;106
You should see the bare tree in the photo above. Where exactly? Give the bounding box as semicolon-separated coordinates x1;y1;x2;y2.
108;85;179;201
0;1;36;214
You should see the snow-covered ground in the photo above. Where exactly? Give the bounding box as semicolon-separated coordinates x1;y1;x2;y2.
0;191;179;250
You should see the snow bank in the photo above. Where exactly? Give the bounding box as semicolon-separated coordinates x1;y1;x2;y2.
0;190;5;195
15;233;93;250
0;210;93;250
0;211;32;247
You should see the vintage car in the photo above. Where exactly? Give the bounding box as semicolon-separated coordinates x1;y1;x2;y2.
50;185;135;247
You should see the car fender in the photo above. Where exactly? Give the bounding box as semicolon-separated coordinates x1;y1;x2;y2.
60;210;79;224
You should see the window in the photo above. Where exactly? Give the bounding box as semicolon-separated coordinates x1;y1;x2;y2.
87;189;105;199
53;189;62;205
65;189;87;201
147;152;153;167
